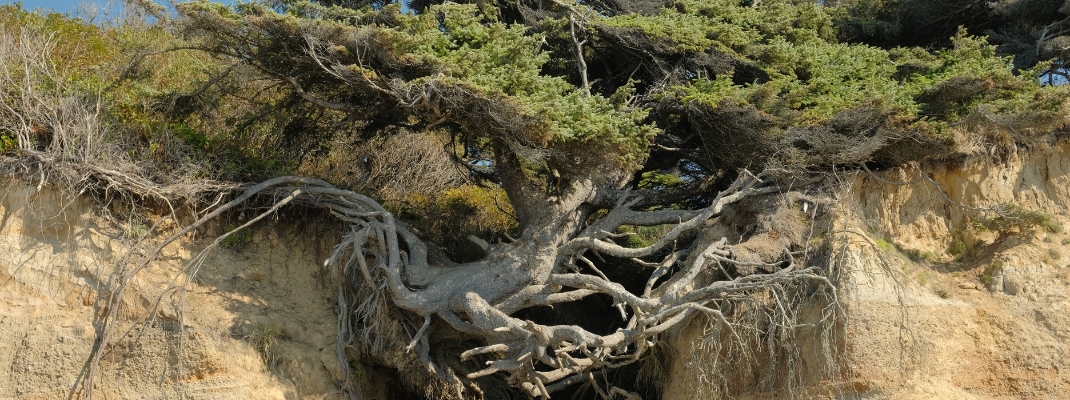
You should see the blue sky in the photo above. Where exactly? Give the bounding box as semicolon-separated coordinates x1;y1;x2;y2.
3;0;221;22
6;0;124;16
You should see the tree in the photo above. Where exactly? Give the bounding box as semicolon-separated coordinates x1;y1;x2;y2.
158;0;1066;398
836;0;1070;76
162;2;846;397
4;0;1067;398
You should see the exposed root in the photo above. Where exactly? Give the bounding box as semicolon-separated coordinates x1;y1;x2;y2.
3;153;841;399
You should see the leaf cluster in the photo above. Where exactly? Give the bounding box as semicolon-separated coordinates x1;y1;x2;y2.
179;1;657;171
973;203;1063;235
650;2;1068;172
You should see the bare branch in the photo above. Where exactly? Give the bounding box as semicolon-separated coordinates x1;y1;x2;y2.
283;76;355;112
569;15;591;95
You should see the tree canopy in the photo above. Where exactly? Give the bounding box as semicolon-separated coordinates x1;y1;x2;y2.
2;0;1069;398
163;0;1070;188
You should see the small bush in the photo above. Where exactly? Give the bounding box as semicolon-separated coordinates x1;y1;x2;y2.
906;249;940;264
247;323;284;369
948;239;968;260
395;184;518;262
981;260;1003;286
917;271;930;286
0;133;16;153
973;204;1062;235
874;238;895;253
221;223;252;248
874;238;940;263
617;224;675;249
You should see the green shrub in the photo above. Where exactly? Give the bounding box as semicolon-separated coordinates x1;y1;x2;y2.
916;270;930;286
948;239;968;260
617;224;675;249
221;224;252;248
973;204;1062;235
874;238;895;253
394;185;518;262
0;4;113;80
0;133;16;153
981;260;1003;286
905;249;939;264
247;323;284;370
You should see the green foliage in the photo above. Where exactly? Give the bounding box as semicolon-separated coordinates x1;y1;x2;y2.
948;239;968;261
9;0;1069;267
615;225;674;249
394;184;518;262
180;1;657;167
678;21;1049;125
601;8;714;53
907;249;940;264
637;171;685;190
0;4;113;81
671;0;910;123
649;0;1068;171
973;204;1062;235
347;360;366;380
123;213;149;239
247;323;284;369
874;238;939;263
7;0;1065;188
0;3;298;182
221;223;252;248
946;227;983;261
667;3;869;103
874;238;895;253
378;4;555;95
1048;248;1061;261
916;270;930;285
0;133;16;153
981;260;1004;286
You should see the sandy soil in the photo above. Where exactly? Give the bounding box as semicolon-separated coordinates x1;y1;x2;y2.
3;142;1070;399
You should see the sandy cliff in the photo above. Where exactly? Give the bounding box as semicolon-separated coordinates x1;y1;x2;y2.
3;143;1070;399
0;181;369;399
663;141;1070;399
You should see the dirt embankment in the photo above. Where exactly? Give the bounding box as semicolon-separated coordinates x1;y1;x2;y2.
3;143;1070;400
0;179;393;399
664;141;1070;399
836;143;1070;399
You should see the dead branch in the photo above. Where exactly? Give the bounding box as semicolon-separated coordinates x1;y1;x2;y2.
569;15;591;95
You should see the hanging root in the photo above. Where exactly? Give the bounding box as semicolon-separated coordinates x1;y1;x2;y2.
75;176;427;400
64;169;839;400
414;172;844;399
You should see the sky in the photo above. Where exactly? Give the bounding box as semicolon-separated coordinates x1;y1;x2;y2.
3;0;213;23
6;0;125;17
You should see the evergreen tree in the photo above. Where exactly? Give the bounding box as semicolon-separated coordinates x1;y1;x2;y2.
3;0;1068;397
